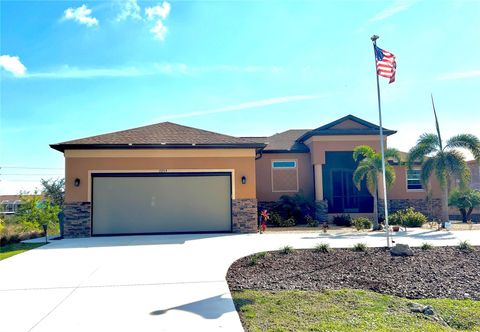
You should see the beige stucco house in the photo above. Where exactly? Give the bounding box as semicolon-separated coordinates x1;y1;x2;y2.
51;114;443;238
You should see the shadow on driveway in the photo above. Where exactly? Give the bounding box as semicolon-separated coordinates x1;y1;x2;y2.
150;294;236;319
36;233;242;250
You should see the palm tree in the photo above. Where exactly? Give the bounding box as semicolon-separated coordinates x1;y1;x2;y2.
407;133;480;225
353;145;400;230
407;96;480;226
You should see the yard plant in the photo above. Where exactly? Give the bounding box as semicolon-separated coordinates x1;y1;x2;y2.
449;189;480;223
352;145;401;230
407;99;480;226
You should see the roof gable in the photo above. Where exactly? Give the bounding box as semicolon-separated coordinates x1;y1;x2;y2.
297;114;396;142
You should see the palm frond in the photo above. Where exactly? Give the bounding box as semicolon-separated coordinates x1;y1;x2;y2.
353;145;375;162
420;157;435;192
434;155;448;189
384;164;396;189
365;172;377;196
407;134;440;167
384;148;401;163
353;164;371;190
417;133;441;149
444;150;470;189
446;134;480;160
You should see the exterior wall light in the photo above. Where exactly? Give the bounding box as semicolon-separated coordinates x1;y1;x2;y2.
241;176;247;184
74;178;81;187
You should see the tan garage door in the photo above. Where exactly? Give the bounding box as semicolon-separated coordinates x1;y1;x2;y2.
92;173;232;236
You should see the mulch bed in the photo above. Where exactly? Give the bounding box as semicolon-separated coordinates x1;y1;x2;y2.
227;247;480;300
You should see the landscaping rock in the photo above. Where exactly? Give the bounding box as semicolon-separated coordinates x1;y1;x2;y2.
408;302;426;313
227;246;480;300
423;305;435;316
390;244;414;256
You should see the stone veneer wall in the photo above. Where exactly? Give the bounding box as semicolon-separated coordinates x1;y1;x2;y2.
232;198;258;233
64;202;91;238
378;198;442;220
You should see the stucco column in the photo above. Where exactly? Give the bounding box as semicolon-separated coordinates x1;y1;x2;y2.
314;164;324;201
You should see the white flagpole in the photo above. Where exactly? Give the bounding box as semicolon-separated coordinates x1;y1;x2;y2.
371;35;391;248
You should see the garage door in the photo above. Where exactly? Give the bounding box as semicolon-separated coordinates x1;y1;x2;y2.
91;172;232;236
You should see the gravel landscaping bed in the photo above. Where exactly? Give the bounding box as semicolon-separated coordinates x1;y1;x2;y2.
227;246;480;300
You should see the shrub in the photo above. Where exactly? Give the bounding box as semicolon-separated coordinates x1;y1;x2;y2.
421;242;433;250
353;217;373;231
305;215;319;227
269;212;283;226
278;217;296;227
280;245;294;254
275;193;315;224
314;243;330;253
458;240;474;252
248;255;258;266
332;214;352;227
255;251;268;259
353;242;367;252
388;208;428;227
248;252;269;266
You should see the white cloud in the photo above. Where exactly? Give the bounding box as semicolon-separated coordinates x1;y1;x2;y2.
16;63;282;79
437;70;480;81
159;95;323;120
145;1;171;20
0;55;27;77
150;20;168;40
145;1;171;41
63;4;98;27
369;0;416;23
117;0;141;21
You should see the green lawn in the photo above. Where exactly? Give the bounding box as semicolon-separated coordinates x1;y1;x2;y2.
232;289;480;332
0;243;45;261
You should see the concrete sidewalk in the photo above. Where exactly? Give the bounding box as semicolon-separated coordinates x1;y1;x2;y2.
1;229;479;332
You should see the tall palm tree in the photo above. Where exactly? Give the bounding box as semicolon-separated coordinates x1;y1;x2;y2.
407;96;480;226
353;145;400;230
407;134;480;225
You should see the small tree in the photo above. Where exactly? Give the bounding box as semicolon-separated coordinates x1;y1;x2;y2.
353;145;400;230
40;178;65;208
449;189;480;223
15;193;60;232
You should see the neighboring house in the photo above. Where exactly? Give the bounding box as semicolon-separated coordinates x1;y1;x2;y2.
0;195;44;215
51;114;443;238
0;195;23;215
468;160;480;190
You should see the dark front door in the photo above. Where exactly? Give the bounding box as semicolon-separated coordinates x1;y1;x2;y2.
323;151;374;214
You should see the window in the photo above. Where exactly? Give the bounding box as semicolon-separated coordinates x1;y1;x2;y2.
271;160;298;192
272;160;296;168
407;169;423;190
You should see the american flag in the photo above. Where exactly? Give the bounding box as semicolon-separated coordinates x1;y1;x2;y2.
375;46;396;83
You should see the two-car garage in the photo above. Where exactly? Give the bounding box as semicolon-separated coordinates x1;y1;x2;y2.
91;172;232;236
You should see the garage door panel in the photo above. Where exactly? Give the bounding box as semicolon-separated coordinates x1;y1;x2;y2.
92;174;231;235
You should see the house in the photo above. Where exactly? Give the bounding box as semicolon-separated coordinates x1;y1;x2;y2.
51;115;443;238
468;160;480;190
0;194;44;216
0;195;23;215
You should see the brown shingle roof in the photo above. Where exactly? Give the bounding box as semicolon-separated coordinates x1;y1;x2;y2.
51;122;265;152
244;130;310;153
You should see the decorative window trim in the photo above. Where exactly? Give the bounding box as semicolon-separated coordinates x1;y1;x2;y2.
271;159;299;193
406;168;424;191
272;160;297;169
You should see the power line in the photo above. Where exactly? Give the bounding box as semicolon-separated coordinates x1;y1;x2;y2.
0;174;64;176
0;166;64;170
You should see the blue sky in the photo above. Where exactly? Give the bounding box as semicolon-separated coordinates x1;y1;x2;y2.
1;0;479;194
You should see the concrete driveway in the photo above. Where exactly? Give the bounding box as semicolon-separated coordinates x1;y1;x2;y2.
1;229;479;332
